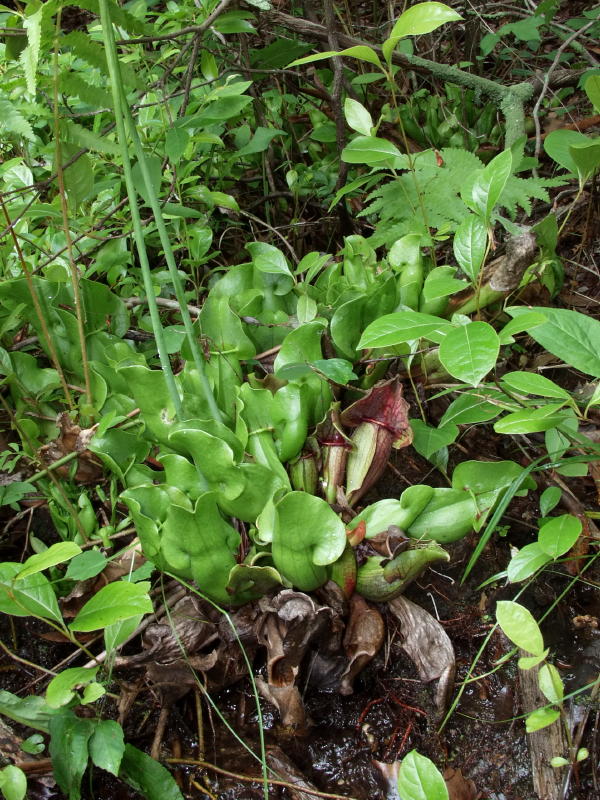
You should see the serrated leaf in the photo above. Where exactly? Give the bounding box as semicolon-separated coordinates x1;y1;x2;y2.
20;5;42;95
0;100;35;141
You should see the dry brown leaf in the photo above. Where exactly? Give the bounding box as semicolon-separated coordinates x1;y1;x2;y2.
444;767;480;800
340;594;384;695
38;412;102;483
388;595;455;716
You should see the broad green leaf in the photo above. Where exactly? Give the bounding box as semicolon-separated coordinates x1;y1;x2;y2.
104;614;143;652
526;707;560;733
538;514;581;559
410;420;458;459
439;321;499;386
16;542;81;580
544;129;593;176
538;663;564;705
453;214;487;281
236;126;286;156
493;404;570;434
119;744;184;800
500;371;571;400
407;488;477;543
0;563;62;623
470;149;512;223
496;600;544;656
584;75;600;113
246;241;292;277
165;127;189;164
0;691;57;733
344;98;373;136
569;140;600;182
89;720;125;777
507;542;551;583
397;749;449;800
421;267;468;303
49;711;95;800
46;667;99;709
358;311;452;349
287;45;382;69
65;550;108;581
439;389;505;426
0;765;27;800
341;135;404;165
540;487;561;517
70;581;153;632
389;2;461;39
518;650;549;670
271;492;346;590
498;311;547;344
348;486;434;539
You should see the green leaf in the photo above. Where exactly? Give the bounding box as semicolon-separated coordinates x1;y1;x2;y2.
538;663;564;705
493;404;570;434
410;420;458;459
119;744;184;800
526;707;560;733
538;514;581;559
584;74;600;113
70;581;153;632
49;711;95;800
104;614;143;652
0;765;27;800
344;98;373;136
453;214;487;281
0;100;35;141
0;691;57;733
569;140;600;182
20;5;42;95
358;311;452;349
498;311;547;344
438;321;499;386
407;488;477;543
65;550;108;581
236;126;286;156
518;650;549;670
271;492;346;591
470;149;512;223
540;487;561;517
246;241;292;277
89;720;125;777
165;127;189;164
496;600;544;656
46;667;99;709
439;389;504;426
0;563;62;623
500;371;571;400
62;144;94;210
16;542;81;580
389;2;461;39
544;129;593;176
507;542;551;583
341;135;405;165
397;749;449;800
288;45;382;69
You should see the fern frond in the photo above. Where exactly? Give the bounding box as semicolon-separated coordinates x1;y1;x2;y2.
61;119;120;156
62;31;141;88
19;5;43;95
76;0;148;35
60;71;113;110
0;99;35;141
500;175;565;218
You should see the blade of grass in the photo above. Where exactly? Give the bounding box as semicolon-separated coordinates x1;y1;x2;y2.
101;10;222;424
98;0;182;419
